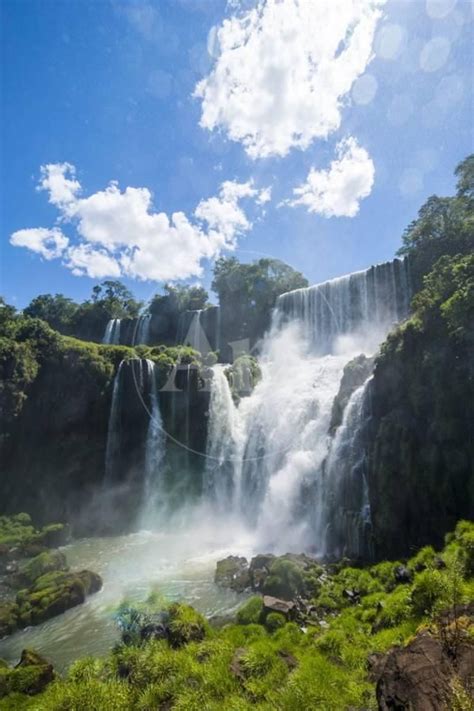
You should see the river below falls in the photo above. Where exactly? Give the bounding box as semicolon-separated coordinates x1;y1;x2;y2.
0;529;250;672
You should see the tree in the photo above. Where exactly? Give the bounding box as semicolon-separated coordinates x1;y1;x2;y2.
23;294;78;335
398;155;474;288
89;280;142;318
149;284;209;316
212;257;308;359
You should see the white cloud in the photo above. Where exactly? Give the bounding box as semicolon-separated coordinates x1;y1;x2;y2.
11;164;269;281
285;137;375;217
195;0;386;159
65;245;122;279
10;227;69;260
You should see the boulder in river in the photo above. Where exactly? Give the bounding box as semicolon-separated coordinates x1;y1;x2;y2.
214;556;250;592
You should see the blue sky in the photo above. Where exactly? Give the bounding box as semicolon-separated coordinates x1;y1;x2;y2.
2;0;473;308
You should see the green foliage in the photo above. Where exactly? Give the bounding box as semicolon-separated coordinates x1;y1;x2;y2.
16;550;68;587
263;559;305;600
225;355;261;400
5;521;474;710
265;612;286;633
212;257;308;352
397;155;473;288
23;294;78;335
408;545;438;572
149;283;209;316
411;569;448;615
236;596;264;625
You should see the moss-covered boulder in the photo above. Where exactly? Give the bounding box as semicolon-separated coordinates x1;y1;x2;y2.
215;556;250;592
12;550;68;588
0;649;54;698
0;602;18;639
16;569;103;627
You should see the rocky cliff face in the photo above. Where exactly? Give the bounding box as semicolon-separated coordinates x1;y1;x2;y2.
367;310;474;559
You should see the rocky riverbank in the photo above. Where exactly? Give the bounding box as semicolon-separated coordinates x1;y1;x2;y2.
0;514;102;640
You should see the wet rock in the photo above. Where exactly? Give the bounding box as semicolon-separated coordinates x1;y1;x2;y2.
394;564;413;585
215;555;250;592
263;595;296;619
342;588;361;604
371;628;474;711
249;554;275;591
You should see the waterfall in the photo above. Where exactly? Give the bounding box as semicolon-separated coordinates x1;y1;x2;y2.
104;360;124;483
318;377;373;559
203;365;240;510
219;257;411;554
142;360;166;523
102;318;121;345
276;258;411;354
135;314;151;345
100;257;410;557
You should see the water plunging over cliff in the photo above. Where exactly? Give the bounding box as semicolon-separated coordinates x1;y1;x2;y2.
203;365;240;511
103;318;121;345
142;360;165;524
202;258;411;554
277;258;411;354
135;314;151;345
318;377;374;559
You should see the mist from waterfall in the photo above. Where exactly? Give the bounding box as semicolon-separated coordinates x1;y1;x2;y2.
202;258;411;555
102;258;411;557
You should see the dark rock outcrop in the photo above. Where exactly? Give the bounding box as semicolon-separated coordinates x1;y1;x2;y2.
329;354;374;435
370;609;474;710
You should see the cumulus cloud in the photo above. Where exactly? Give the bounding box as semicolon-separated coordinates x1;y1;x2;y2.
10;227;69;260
285;137;375;217
195;0;386;159
10;163;268;281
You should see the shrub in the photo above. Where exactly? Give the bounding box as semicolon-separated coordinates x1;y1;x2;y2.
265;612;286;633
236;597;263;625
411;570;448;615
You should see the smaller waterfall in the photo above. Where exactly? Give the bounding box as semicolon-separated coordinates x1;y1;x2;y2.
203;365;239;509
104;360;124;483
135;314;151;345
103;318;121;345
142;360;166;522
320;377;373;559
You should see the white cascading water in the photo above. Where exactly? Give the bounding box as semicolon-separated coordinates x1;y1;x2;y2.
318;377;373;558
204;258;411;555
142;359;166;524
203;364;240;510
135;314;151;345
104;360;124;483
103;318;121;345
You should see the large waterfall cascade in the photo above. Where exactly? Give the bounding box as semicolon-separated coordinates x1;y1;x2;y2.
203;258;411;555
103;258;411;557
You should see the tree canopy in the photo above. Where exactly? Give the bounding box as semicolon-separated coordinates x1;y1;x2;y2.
398;155;474;287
